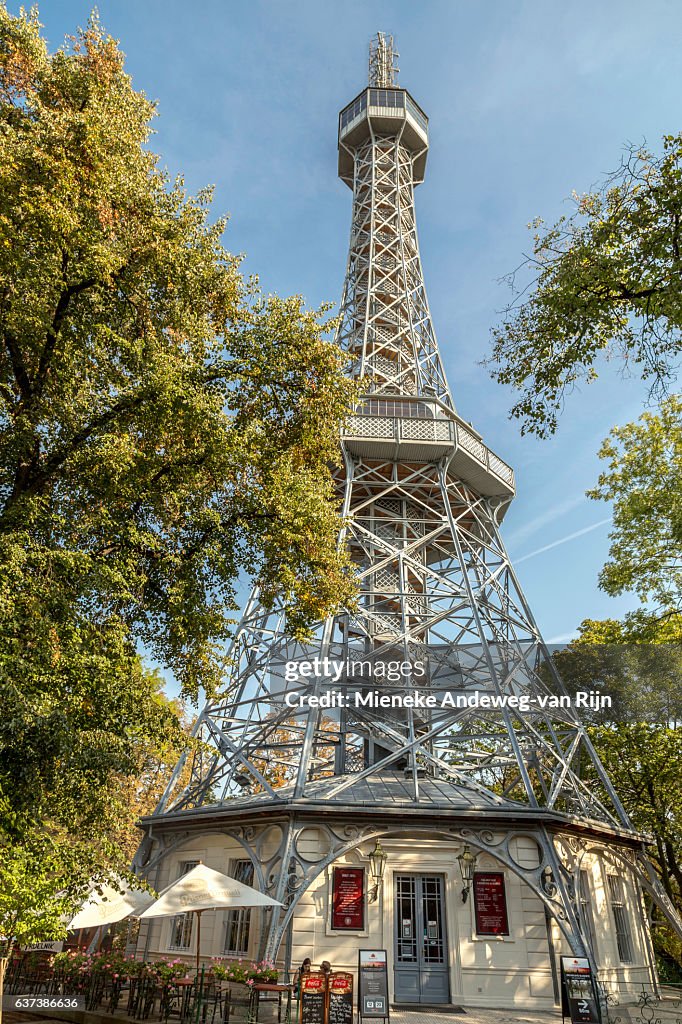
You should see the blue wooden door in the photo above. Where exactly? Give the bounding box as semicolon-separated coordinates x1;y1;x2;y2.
394;874;449;1004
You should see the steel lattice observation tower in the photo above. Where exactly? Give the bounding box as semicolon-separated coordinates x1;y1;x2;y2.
134;33;681;969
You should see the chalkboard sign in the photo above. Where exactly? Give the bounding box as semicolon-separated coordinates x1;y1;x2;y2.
560;957;601;1024
328;972;353;1024
301;972;327;1024
358;950;389;1021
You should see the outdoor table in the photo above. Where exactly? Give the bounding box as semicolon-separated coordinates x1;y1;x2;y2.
249;983;293;1024
161;976;195;1023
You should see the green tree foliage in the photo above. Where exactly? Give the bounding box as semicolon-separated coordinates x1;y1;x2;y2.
0;7;355;944
488;136;682;438
589;723;682;970
551;634;682;726
553;625;682;972
0;844;78;951
0;7;355;701
589;724;682;902
587;397;682;637
0;657;186;949
486;116;682;969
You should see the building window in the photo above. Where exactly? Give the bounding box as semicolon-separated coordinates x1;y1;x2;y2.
607;874;634;963
369;88;405;110
405;95;428;132
223;860;254;956
357;398;436;419
168;860;199;950
579;870;597;953
340;92;367;131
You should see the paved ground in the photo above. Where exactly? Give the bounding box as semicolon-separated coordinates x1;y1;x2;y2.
390;1010;560;1024
2;1008;563;1024
3;999;664;1024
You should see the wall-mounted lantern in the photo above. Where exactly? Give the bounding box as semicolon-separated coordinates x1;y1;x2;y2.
368;840;387;903
457;844;478;903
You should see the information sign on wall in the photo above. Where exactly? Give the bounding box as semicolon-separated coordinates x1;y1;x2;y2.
473;872;510;936
358;950;389;1021
332;867;365;930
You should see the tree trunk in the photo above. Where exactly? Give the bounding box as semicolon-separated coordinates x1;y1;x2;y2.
0;955;8;1024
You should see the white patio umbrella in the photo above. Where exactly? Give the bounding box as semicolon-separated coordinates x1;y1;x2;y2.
138;863;282;973
68;878;157;931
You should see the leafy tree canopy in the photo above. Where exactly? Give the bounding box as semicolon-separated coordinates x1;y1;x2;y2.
552;623;682;971
589;724;682;904
0;6;355;700
0;5;355;945
488;135;682;437
552;626;682;726
0;657;187;948
587;396;682;634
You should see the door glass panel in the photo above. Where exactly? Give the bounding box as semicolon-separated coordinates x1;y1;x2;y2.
396;875;418;962
421;876;445;964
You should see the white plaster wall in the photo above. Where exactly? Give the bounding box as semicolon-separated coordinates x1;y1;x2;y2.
138;830;282;967
289;833;556;1010
135;830;655;1010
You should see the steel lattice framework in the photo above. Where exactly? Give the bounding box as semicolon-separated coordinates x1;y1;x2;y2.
136;33;681;966
336;134;451;402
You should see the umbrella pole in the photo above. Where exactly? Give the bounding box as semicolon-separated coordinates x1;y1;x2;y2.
195;910;203;976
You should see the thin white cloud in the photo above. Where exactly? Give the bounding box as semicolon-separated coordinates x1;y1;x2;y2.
515;517;612;565
546;632;579;645
505;493;586;549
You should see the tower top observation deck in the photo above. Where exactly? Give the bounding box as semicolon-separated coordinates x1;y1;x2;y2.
334;32;515;500
338;32;429;186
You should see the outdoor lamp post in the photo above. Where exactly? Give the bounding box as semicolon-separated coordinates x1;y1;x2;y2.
368;840;387;903
457;844;477;903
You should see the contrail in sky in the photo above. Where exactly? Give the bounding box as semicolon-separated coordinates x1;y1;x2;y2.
504;493;586;550
515;518;612;565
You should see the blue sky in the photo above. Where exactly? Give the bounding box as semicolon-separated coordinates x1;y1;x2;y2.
23;0;682;647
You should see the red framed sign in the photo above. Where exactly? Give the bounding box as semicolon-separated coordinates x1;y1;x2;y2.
331;866;365;930
473;872;509;935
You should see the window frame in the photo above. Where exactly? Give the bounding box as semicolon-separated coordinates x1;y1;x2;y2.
167;859;199;952
607;874;634;964
222;859;255;957
578;869;597;955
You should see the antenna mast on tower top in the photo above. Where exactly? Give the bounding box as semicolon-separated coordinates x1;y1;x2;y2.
369;32;399;87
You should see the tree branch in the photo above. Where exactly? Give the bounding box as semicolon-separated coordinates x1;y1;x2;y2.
0;389;149;526
3;330;33;404
34;275;98;399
